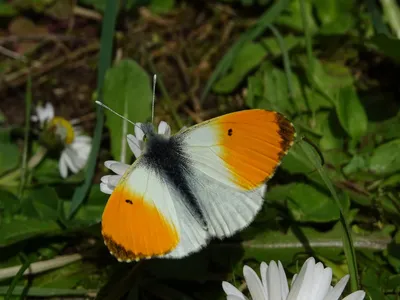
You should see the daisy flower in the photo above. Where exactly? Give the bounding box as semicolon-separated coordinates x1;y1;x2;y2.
222;257;365;300
32;102;92;179
100;121;171;194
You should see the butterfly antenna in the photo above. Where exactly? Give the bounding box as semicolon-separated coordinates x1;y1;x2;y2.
95;101;138;129
151;74;157;124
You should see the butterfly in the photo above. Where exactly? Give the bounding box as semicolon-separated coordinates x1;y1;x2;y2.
101;109;295;262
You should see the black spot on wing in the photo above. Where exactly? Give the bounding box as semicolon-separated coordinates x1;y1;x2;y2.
275;112;296;159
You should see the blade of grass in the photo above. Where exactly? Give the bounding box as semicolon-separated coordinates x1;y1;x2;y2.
67;0;119;219
380;0;400;38
5;253;30;300
367;0;391;36
267;24;298;113
299;141;359;291
18;72;31;200
299;0;315;117
200;0;291;103
0;286;92;297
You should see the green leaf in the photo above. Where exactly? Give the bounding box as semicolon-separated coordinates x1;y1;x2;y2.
367;34;400;63
261;64;290;112
247;63;300;115
33;157;85;184
23;186;61;221
314;0;340;24
259;35;303;57
0;218;60;246
369;139;400;175
79;0;107;11
343;155;368;176
32;261;87;289
0;142;20;176
280;144;324;185
67;184;107;223
336;86;368;141
213;42;267;93
103;59;152;162
0;189;19;223
201;0;291;102
314;0;355;34
297;56;353;103
319;14;355;35
0;286;90;297
319;110;345;150
286;183;341;222
0;3;18;16
150;0;175;14
276;0;318;33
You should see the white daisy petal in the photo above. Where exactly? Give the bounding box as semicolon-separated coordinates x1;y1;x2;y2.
227;296;247;300
243;265;266;300
70;118;80;125
66;147;85;170
134;123;145;141
267;261;280;300
75;135;92;144
158;120;171;137
100;182;114;194
59;152;69;178
308;262;324;300
260;262;268;296
287;257;315;300
127;134;142;158
45;102;54;120
342;291;366;300
314;267;332;300
73;126;83;136
222;282;246;299
101;175;121;187
62;149;79;174
278;261;289;298
324;275;350;300
223;258;364;300
104;160;129;176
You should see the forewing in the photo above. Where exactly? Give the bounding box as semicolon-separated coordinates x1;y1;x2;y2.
178;109;295;190
176;109;295;238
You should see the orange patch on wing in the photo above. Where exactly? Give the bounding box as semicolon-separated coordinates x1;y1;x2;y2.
217;109;295;190
101;186;179;261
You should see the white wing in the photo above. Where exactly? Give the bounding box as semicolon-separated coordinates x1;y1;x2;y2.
102;160;210;261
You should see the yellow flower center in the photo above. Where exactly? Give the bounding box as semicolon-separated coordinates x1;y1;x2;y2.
48;117;75;145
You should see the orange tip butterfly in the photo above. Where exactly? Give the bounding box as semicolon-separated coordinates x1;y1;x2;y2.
98;82;296;262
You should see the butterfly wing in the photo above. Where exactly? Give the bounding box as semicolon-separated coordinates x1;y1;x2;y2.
172;109;295;239
102;109;295;261
101;158;209;262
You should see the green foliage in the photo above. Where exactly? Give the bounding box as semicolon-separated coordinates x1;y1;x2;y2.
103;59;152;162
78;0;174;13
1;0;400;299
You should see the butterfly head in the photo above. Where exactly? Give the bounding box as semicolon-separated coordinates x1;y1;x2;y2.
140;123;156;142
